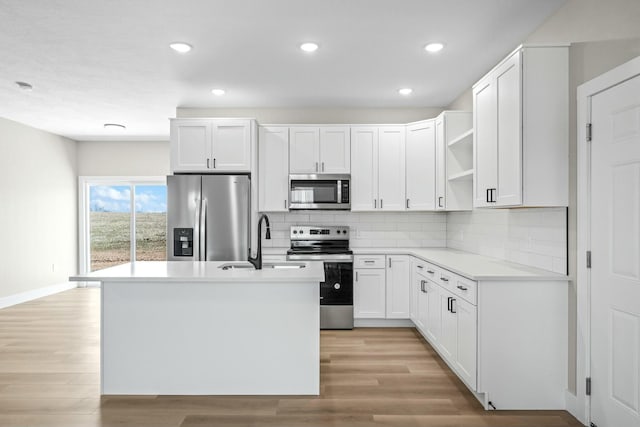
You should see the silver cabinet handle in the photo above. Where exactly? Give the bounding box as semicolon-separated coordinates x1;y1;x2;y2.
322;162;325;172
438;196;443;208
427;270;435;274
213;158;216;169
417;265;423;269
457;285;468;291
284;200;287;209
364;260;375;264
315;162;319;172
355;271;358;281
388;257;391;268
380;199;383;209
420;280;425;292
406;199;410;209
374;199;377;209
451;298;457;313
440;277;449;282
206;158;210;169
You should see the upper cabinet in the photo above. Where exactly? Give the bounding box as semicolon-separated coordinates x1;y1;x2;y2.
473;45;569;208
170;118;253;173
289;126;350;174
351;126;406;211
258;126;289;212
437;111;473;211
406;120;436;211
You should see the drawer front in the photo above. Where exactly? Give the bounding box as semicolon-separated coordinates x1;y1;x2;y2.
354;255;386;269
450;273;477;305
415;260;440;280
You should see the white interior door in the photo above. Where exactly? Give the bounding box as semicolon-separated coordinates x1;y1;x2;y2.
590;73;640;427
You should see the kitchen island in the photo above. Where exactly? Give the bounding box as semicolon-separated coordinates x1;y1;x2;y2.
70;261;325;395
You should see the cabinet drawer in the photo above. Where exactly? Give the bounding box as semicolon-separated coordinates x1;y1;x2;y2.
415;259;439;280
354;255;386;269
450;273;477;305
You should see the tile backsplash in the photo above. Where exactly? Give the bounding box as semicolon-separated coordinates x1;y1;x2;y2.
446;208;568;274
262;211;447;249
261;208;567;274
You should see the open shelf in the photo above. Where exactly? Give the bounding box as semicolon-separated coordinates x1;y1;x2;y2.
448;169;474;182
448;128;473;148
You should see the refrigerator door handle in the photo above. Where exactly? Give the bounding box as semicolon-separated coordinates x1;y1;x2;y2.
200;198;207;261
194;196;201;261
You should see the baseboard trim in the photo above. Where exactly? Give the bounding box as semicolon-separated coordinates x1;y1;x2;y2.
0;282;78;310
354;319;414;327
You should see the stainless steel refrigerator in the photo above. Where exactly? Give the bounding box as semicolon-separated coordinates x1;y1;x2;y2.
167;174;251;261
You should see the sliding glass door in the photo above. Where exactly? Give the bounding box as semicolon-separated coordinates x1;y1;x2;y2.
81;178;167;272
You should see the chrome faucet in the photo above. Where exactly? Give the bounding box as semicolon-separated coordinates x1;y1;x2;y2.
248;214;271;269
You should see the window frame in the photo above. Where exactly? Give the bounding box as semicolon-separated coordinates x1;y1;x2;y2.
78;176;167;274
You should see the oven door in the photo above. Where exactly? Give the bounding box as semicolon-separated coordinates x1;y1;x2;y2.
320;261;353;305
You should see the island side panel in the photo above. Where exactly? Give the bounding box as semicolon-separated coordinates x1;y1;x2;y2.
477;279;568;409
102;280;319;395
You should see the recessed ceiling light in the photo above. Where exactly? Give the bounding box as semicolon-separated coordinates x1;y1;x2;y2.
169;42;193;53
398;88;413;96
15;81;33;91
425;43;444;53
104;123;126;130
300;42;319;53
211;89;226;96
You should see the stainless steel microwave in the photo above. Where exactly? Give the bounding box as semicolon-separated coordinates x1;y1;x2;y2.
289;174;350;210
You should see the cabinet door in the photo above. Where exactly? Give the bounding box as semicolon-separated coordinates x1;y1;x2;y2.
211;120;251;172
319;127;350;174
454;297;477;390
411;275;421;327
290;127;320;173
439;289;457;362
406;121;436;210
170;120;212;172
378;127;406;211
495;50;523;206
424;280;440;344
473;76;497;208
435;117;447;210
354;268;386;319
386;256;411;319
258;126;289;212
350;127;378;211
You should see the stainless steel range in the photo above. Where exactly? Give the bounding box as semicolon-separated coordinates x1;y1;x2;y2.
286;226;353;330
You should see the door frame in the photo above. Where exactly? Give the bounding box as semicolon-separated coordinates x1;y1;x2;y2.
576;54;640;425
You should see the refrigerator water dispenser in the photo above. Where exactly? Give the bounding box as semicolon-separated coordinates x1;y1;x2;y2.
173;228;193;257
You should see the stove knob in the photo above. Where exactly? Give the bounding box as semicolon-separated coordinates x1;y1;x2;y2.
293;230;297;234
334;283;341;290
336;230;341;234
343;230;348;234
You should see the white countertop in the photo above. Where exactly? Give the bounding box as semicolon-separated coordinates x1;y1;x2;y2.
70;261;325;283
353;247;567;281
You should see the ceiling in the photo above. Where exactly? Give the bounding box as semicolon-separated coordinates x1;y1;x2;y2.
0;0;566;141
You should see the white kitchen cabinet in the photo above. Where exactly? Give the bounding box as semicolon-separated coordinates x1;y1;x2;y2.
258;126;289;212
405;120;436;210
350;126;406;211
454;296;477;389
385;255;411;319
353;256;386;319
170;118;252;173
289;126;350;174
424;278;441;344
473;44;568;208
436;111;473;211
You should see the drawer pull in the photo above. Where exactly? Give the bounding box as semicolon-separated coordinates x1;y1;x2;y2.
427;270;435;274
417;265;424;269
364;260;375;264
457;285;468;291
440;277;449;282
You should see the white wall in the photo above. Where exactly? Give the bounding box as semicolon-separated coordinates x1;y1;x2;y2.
76;140;170;176
176;107;444;124
0;117;77;299
263;212;446;250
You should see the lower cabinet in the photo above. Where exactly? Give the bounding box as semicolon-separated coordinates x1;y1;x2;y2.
354;255;410;320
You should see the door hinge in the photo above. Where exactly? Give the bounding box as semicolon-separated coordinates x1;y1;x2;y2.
586;377;592;396
586;123;592;142
586;251;592;269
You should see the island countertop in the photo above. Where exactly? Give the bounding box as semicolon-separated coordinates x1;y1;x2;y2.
69;260;325;283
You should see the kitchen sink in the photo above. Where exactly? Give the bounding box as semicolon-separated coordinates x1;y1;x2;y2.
219;262;306;270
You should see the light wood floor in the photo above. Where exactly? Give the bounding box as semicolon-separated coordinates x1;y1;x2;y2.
0;288;583;427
